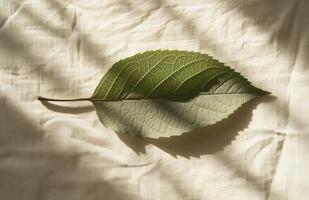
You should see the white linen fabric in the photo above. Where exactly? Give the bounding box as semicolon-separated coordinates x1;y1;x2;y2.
0;0;308;199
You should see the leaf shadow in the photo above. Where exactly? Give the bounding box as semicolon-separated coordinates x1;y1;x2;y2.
40;100;94;114
117;95;275;158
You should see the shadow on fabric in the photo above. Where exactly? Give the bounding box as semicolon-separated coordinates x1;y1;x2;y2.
117;95;275;158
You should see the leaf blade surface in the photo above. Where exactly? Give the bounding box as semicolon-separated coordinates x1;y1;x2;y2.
92;50;269;138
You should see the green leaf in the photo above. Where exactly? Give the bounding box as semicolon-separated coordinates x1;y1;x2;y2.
92;50;269;138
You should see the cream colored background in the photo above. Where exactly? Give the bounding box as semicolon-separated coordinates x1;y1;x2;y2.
0;0;308;199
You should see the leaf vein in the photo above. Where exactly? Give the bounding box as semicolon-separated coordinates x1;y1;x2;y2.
145;58;208;97
124;54;177;98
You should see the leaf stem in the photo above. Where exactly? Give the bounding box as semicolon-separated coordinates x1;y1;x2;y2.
38;96;91;102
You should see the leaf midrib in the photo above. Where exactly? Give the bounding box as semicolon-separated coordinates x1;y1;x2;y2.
90;93;257;101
